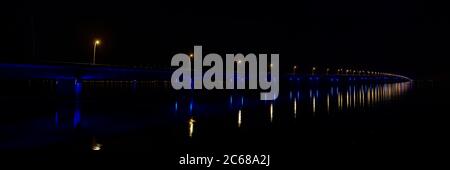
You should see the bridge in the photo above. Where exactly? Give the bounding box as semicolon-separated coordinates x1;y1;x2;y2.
0;63;170;80
0;63;411;81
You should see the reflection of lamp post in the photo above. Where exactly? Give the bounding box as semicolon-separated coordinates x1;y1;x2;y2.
91;137;102;151
188;117;195;138
93;40;100;65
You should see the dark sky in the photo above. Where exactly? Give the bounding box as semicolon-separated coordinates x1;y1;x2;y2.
1;0;448;79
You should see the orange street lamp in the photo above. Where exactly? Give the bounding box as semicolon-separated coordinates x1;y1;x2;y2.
93;39;101;65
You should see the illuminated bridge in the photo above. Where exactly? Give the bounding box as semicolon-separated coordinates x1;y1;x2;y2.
0;63;169;80
0;63;411;83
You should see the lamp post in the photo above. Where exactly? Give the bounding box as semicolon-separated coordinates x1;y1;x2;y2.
93;39;100;65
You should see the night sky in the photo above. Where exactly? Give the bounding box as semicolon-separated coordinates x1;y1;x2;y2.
1;0;448;79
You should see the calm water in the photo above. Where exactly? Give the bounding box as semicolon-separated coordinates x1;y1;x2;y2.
0;79;436;166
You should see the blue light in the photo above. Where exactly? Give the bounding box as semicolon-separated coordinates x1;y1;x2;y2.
73;79;81;128
55;112;59;128
175;101;178;112
189;100;193;113
73;107;80;128
75;80;82;96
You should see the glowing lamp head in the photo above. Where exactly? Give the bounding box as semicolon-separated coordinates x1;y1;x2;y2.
95;40;101;45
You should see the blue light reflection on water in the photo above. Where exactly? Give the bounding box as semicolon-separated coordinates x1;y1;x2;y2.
0;80;413;150
73;79;82;128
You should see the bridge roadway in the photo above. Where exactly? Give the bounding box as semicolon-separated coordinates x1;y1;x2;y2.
0;63;170;80
0;63;411;82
